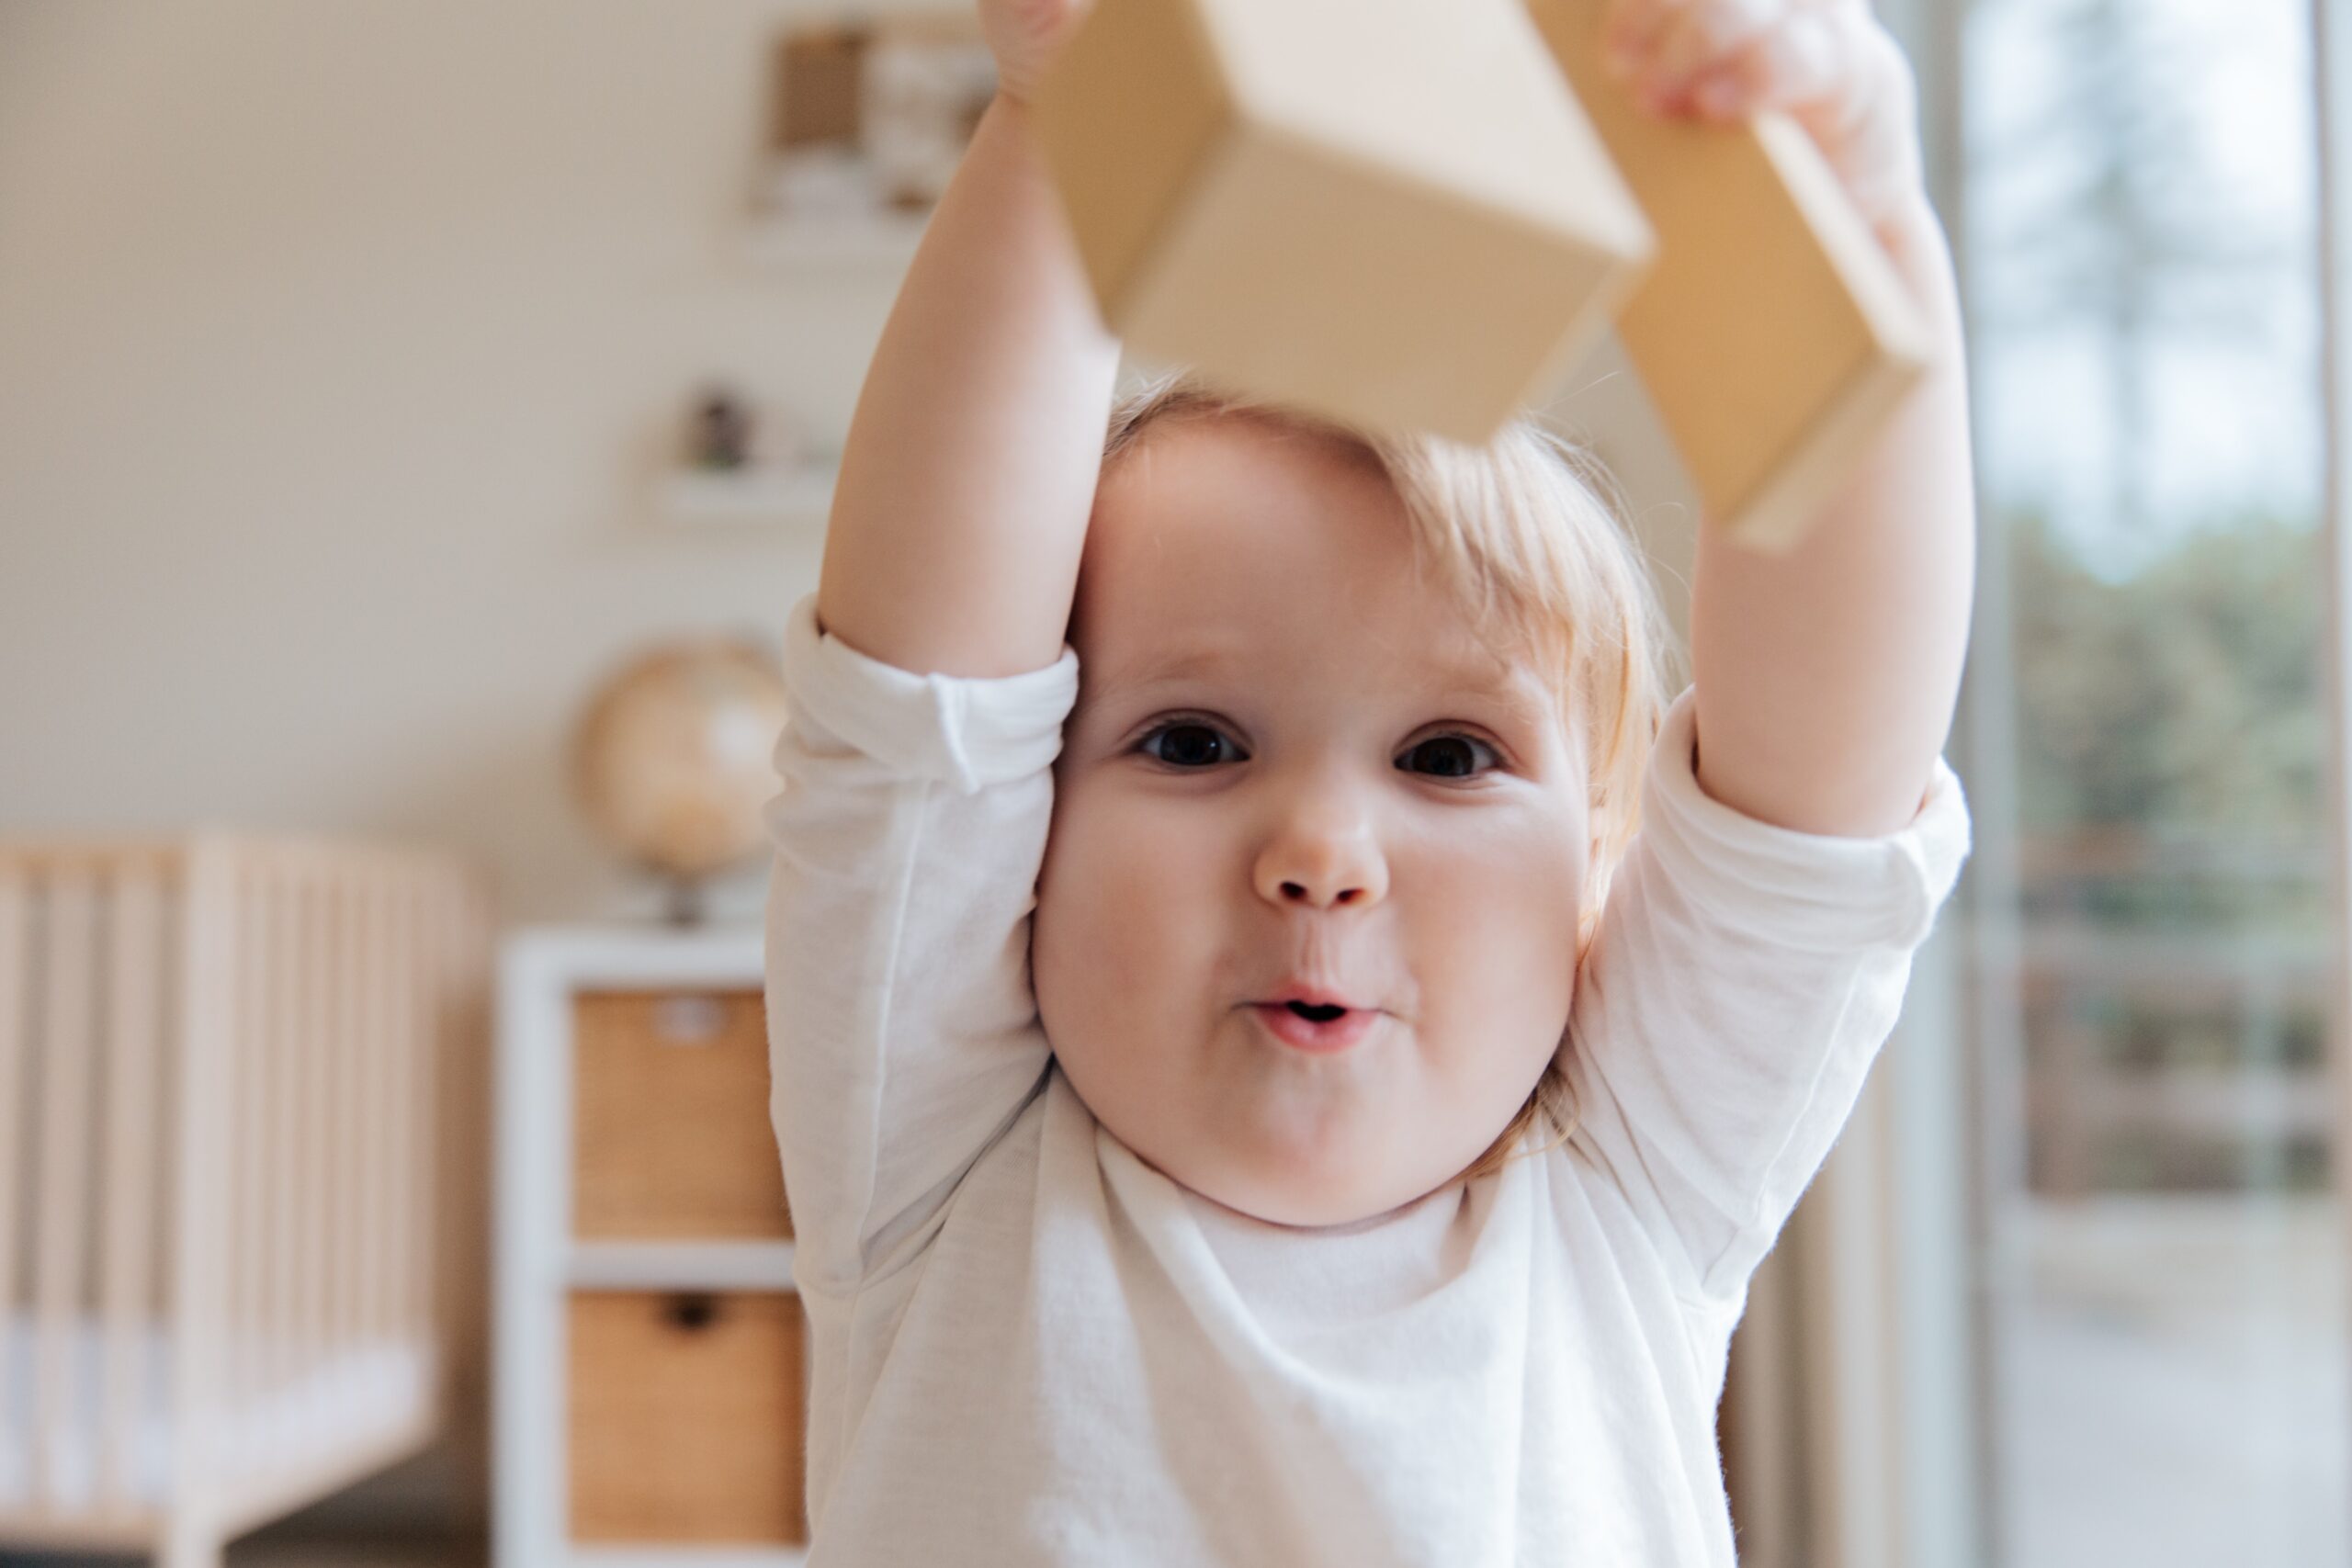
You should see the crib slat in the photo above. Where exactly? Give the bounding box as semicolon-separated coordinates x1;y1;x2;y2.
351;875;375;1349
415;872;447;1344
32;871;96;1507
196;851;263;1468
387;870;417;1345
443;874;490;1426
401;870;431;1343
97;865;167;1508
395;871;424;1349
299;857;329;1384
356;863;383;1355
268;860;302;1399
297;858;327;1383
326;866;347;1359
308;860;336;1382
165;836;242;1535
334;863;362;1360
365;865;395;1349
357;874;388;1349
229;863;266;1416
0;870;29;1484
462;876;493;1381
375;877;401;1359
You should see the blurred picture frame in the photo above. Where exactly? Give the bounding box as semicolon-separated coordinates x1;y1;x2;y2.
758;11;996;227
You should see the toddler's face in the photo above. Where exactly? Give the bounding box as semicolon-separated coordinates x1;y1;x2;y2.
1032;413;1593;1230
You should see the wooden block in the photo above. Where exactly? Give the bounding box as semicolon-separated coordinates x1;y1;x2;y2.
568;1289;808;1543
1032;0;1655;446
1527;0;1936;553
571;989;793;1241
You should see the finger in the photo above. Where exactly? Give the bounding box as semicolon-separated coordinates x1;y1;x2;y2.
1690;15;1926;224
1679;7;1845;118
1789;25;1923;220
1642;0;1782;101
1602;0;1687;74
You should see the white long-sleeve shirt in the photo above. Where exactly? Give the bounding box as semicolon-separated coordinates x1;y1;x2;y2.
763;588;1972;1566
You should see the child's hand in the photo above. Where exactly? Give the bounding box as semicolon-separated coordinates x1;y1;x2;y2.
980;0;1093;107
1600;0;1926;231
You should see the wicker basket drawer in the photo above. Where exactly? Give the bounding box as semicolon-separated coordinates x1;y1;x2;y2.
567;1288;808;1544
571;988;792;1240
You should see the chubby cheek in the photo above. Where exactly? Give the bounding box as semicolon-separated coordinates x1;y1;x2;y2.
1032;775;1227;1071
1408;831;1584;1074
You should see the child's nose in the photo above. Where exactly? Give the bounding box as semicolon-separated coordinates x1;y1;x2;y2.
1252;814;1388;910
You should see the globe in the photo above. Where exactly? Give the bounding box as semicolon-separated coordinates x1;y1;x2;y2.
571;637;792;917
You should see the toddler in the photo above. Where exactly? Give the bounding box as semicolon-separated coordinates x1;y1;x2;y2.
763;0;1976;1561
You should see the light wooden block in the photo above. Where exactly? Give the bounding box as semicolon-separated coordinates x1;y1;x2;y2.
567;1289;808;1544
1031;0;1655;446
571;988;793;1241
1528;0;1936;553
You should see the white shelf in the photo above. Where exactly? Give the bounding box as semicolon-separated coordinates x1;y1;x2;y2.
569;1239;797;1292
744;208;929;267
569;1549;808;1567
503;922;763;983
499;926;783;1568
658;464;835;530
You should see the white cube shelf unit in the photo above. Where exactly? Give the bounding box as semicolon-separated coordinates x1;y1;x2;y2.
495;924;808;1568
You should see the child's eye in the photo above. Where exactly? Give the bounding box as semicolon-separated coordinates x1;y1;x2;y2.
1137;719;1249;768
1397;733;1501;780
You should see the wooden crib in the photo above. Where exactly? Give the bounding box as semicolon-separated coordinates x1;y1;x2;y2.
0;835;492;1567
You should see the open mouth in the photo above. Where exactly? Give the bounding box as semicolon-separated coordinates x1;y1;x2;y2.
1250;1000;1377;1053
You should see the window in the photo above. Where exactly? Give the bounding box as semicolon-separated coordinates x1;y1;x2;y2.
1951;0;2348;1561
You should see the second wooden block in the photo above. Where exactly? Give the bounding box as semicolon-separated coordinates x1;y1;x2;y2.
1530;0;1936;553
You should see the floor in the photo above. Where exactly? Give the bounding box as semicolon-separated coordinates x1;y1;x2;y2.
232;1530;483;1568
2004;1193;2351;1567
2;1531;481;1568
244;1529;480;1567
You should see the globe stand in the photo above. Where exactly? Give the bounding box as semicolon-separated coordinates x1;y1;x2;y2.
662;875;709;928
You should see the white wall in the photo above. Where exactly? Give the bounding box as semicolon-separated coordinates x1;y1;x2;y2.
0;0;1695;928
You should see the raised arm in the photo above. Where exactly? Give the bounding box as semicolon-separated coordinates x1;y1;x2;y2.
816;74;1122;681
767;11;1118;1300
1689;196;1973;837
1604;0;1976;838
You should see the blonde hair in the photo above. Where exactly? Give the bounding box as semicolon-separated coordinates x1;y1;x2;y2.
1098;368;1682;1186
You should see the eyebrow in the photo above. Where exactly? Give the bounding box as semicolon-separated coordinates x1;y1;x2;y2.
1437;665;1554;729
1094;644;1245;695
1094;643;1552;727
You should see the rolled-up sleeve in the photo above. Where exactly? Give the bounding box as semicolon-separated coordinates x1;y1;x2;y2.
763;590;1080;1298
1562;684;1973;1304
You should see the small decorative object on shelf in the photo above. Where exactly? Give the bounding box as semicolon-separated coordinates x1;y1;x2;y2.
684;379;802;473
751;10;994;268
569;638;793;925
691;386;758;471
660;384;838;531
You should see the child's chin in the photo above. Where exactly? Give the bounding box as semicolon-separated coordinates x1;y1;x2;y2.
1182;1154;1427;1233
